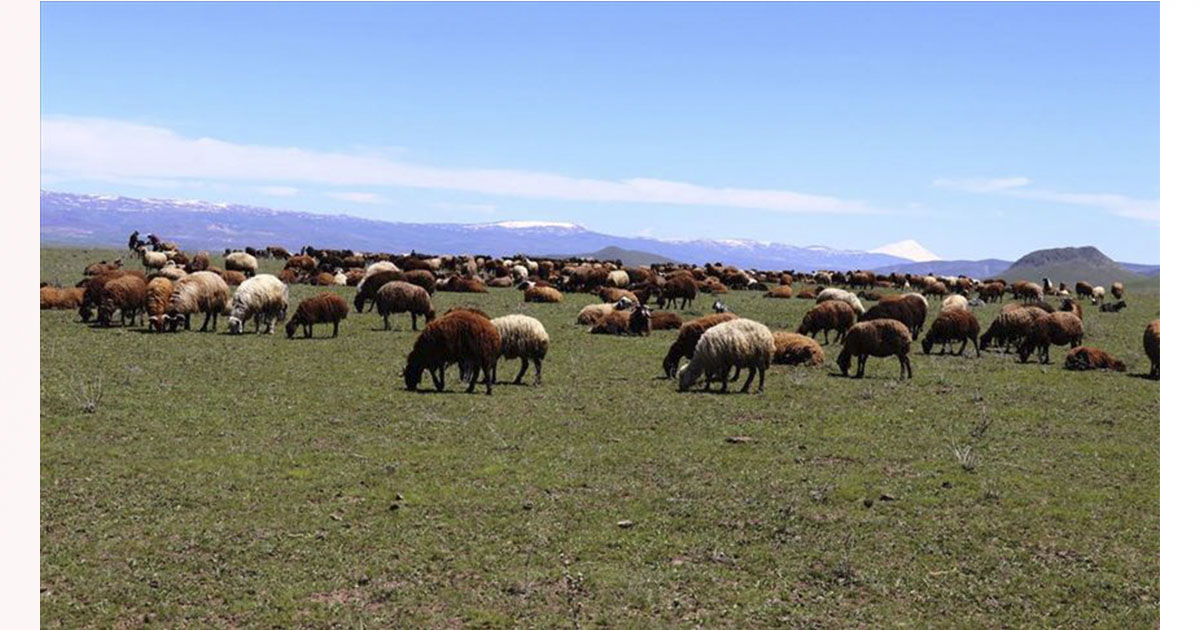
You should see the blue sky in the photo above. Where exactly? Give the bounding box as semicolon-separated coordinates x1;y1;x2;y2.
41;2;1159;262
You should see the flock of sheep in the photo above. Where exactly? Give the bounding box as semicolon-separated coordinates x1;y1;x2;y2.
39;235;1161;395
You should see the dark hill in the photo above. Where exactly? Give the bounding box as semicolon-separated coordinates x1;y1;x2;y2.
1002;246;1145;286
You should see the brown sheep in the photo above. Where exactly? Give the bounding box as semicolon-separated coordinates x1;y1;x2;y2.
401;269;437;294
1059;298;1083;320
278;268;300;284
1010;281;1043;302
923;281;949;297
40;286;85;310
797;300;858;344
980;307;1037;353
487;276;515;288
144;277;174;332
590;305;652;336
442;275;489;293
764;285;793;299
794;289;817;299
921;308;980;356
661;313;738;378
354;270;406;312
184;251;211;273
310;271;336;286
1075;281;1094;299
213;269;246;286
861;294;927;337
1018;311;1084;364
344;268;366;287
1144;319;1159;378
83;260;122;276
772;332;825;366
977;282;1005;303
403;310;501;395
77;270;145;322
285;293;350;338
657;274;698;309
524;285;564;303
284;255;318;273
1064;346;1126;372
649;311;683;330
376;281;435;331
596;287;638;304
836;319;913;379
97;275;148;327
1111;281;1125;300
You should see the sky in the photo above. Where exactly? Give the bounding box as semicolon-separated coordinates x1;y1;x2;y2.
40;2;1160;263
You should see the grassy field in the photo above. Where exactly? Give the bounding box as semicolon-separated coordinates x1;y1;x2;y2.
40;247;1159;627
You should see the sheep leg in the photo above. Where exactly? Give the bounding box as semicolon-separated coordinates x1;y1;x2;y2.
900;354;912;379
757;362;766;393
485;360;494;395
435;366;447;391
383;313;391;331
306;324;313;338
856;355;866;378
465;363;479;393
533;358;542;385
514;358;528;384
739;366;756;393
332;320;340;338
720;369;730;393
972;336;980;357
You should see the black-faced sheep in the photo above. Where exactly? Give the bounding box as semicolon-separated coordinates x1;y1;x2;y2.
97;275;148;327
166;271;230;332
1018;311;1084;364
1064;346;1126;372
224;251;258;277
227;274;289;334
403;310;501;395
797;300;857;344
525;285;564;303
771;332;825;366
837;319;913;379
678;318;774;394
490;314;550;385
921;308;980;357
376;281;435;331
662;313;739;378
1144;319;1159;378
285;293;350;339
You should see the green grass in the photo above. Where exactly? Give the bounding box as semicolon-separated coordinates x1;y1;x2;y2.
41;247;1159;627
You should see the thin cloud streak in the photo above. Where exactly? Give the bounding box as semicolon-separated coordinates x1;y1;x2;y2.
325;191;386;204
41;116;880;216
933;176;1159;223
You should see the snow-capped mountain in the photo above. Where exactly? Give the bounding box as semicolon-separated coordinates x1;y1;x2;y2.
869;239;941;262
40;190;910;270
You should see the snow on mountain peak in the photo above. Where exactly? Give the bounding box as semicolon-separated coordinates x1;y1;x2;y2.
469;220;585;230
869;239;941;262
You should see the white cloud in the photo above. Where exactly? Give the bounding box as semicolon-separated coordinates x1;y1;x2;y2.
325;191;386;204
432;202;497;214
933;176;1159;223
41;116;878;215
256;185;299;197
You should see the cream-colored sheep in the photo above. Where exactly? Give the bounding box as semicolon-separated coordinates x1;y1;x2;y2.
491;314;550;385
228;274;289;334
678;318;775;394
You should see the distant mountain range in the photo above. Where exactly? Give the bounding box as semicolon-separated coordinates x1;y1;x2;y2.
1001;246;1153;286
40;191;1159;277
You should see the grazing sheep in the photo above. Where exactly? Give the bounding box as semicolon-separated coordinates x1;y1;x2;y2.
765;285;793;299
224;251;258;277
490;314;550;385
140;249;168;273
941;294;969;312
861;294;927;337
40;286;85;310
977;282;1005;303
921;309;980;356
1011;281;1043;302
1144;320;1159;378
980;307;1037;353
1075;281;1095;299
96;275;148;327
837;319;913;379
816;288;866;316
1100;300;1127;313
285;293;350;339
590;305;652;336
525;285;564;303
678;318;774;394
1064;346;1126;372
1091;286;1106;305
662;313;739;378
212;268;246;286
577;303;615;326
606;270;630;288
77;270;146;322
184;251;211;273
657;274;699;309
1060;298;1083;320
166;271;230;332
771;332;825;366
1018;311;1084;364
227;274;289;334
376;281;435;331
649;311;683;330
1111;282;1125;300
361;260;402;288
354;269;406;312
797;300;858;344
144;277;174;332
403;310;501;395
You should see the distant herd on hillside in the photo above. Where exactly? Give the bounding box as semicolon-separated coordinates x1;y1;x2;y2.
40;230;1160;394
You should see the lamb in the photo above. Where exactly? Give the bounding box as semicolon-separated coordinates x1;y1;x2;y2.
980;307;1037;353
771;332;825;366
403;310;501;395
1063;346;1126;372
354;269;406;312
941;294;969;312
40;286;85;310
1111;282;1125;300
861;294;927;337
227;274;289;334
765;285;793;299
524;285;564;303
921;308;980;356
1100;300;1127;313
376;281;435;331
657;274;699;309
836;319;913;379
678;318;774;394
1018;311;1084;364
1091;286;1106;305
662;313;739;378
590;305;652;336
577;303;615;326
285;293;350;339
166;271;230;332
815;288;866;316
224;251;258;277
144;277;174;332
1144;319;1159;378
649;311;683;330
95;275;148;327
797;300;858;344
490;314;550;385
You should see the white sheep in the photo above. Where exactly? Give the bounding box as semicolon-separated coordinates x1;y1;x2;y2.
1091;286;1106;305
228;274;289;334
361;260;401;287
816;287;866;316
491;314;550;385
678;318;775;394
167;270;230;332
511;264;530;281
224;251;259;277
140;248;168;272
941;294;969;312
332;270;347;286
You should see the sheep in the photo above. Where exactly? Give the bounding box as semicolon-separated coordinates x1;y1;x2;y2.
403;310;501;395
678;318;774;394
166;271;230;332
1075;281;1094;299
941;294;969;312
376;281;435;331
332;270;347;286
815;288;866;316
224;251;258;277
213;268;246;286
980;307;1037;353
712;300;729;313
227;274;289;334
1011;281;1043;302
354;269;406;312
590;305;652;336
1111;282;1125;300
138;248;168;273
1064;346;1126;372
1060;298;1083;320
77;270;145;322
285;293;350;339
284;255;317;273
1100;300;1127;313
1090;286;1106;305
797;300;858;344
511;264;530;282
40;286;84;310
487;276;515;288
401;269;437;294
95;275;148;327
344;268;366;287
921;309;980;357
361;260;402;288
577;303;615;326
836;319;913;379
650;311;683;330
657;274;699;309
144;277;174;332
765;285;793;299
1144;319;1160;378
771;332;825;366
525;285;564;303
1018;311;1084;364
861;294;927;337
310;272;336;286
977;282;1005;303
490;314;550;385
606;270;630;288
662;313;739;378
184;252;210;273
